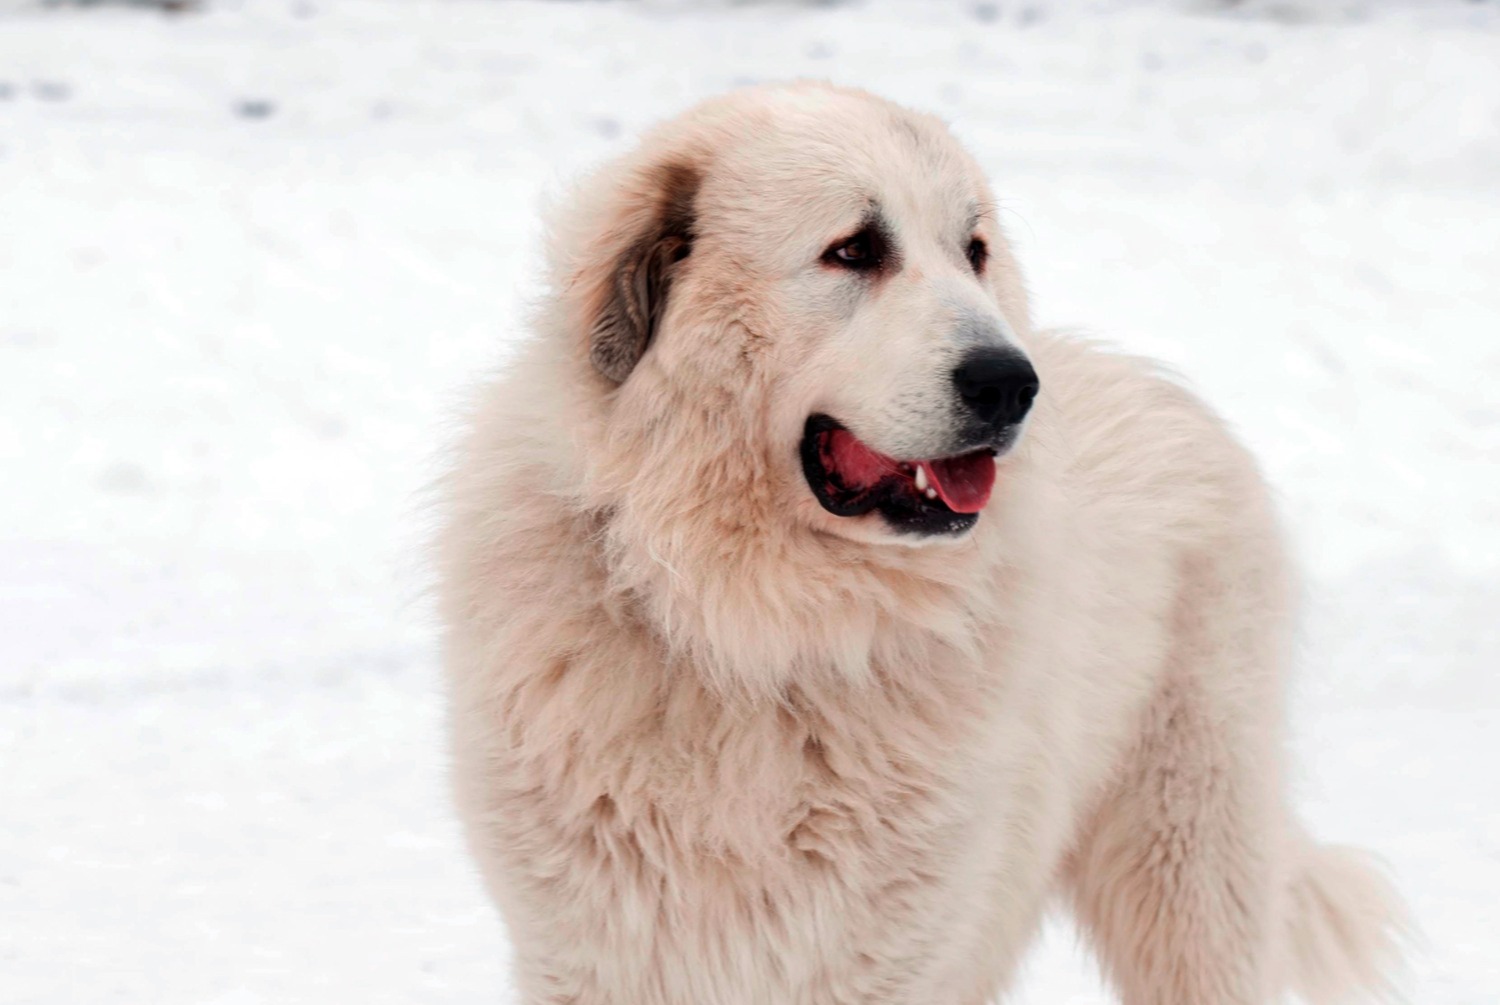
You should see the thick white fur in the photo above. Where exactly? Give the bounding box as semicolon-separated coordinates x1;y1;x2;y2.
437;83;1405;1004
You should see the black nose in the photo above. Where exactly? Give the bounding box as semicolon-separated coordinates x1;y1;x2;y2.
952;349;1039;428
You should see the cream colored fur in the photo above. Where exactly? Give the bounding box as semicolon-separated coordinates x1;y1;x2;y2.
437;83;1405;1004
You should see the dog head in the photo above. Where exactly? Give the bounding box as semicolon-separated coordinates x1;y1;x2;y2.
551;83;1037;549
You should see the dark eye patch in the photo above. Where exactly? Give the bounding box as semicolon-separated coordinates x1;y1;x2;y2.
823;226;886;272
966;236;987;274
821;207;897;276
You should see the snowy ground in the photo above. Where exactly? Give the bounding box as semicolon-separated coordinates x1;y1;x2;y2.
2;0;1498;1001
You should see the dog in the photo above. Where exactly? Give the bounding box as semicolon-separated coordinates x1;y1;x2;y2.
437;82;1404;1004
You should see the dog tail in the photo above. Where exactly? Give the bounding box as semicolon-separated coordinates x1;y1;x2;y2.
1282;838;1411;1003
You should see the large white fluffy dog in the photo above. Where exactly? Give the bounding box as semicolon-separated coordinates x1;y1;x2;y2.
438;83;1404;1004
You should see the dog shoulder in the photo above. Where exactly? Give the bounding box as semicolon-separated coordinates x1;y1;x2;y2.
1024;330;1278;550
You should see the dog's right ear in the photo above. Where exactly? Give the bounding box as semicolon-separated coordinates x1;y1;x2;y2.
571;161;701;384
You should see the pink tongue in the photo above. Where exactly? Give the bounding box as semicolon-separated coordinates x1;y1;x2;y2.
827;429;901;488
927;452;997;514
825;428;997;514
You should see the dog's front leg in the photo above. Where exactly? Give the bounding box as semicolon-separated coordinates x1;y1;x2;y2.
1061;667;1284;1004
1058;548;1291;1004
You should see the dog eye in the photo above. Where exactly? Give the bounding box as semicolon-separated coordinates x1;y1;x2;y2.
823;229;883;271
966;237;988;274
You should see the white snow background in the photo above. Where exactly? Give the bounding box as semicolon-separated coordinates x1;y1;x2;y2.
1;0;1497;1001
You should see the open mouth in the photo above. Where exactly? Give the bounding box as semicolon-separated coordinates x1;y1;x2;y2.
799;415;998;536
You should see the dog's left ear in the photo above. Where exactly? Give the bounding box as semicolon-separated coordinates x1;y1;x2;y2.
573;161;701;384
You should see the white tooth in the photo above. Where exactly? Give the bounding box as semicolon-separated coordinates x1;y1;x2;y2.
926;487;937;499
914;465;929;492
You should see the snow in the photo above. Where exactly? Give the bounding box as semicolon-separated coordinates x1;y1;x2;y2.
2;0;1497;1001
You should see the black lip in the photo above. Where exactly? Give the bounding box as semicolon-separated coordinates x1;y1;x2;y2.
799;415;981;537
